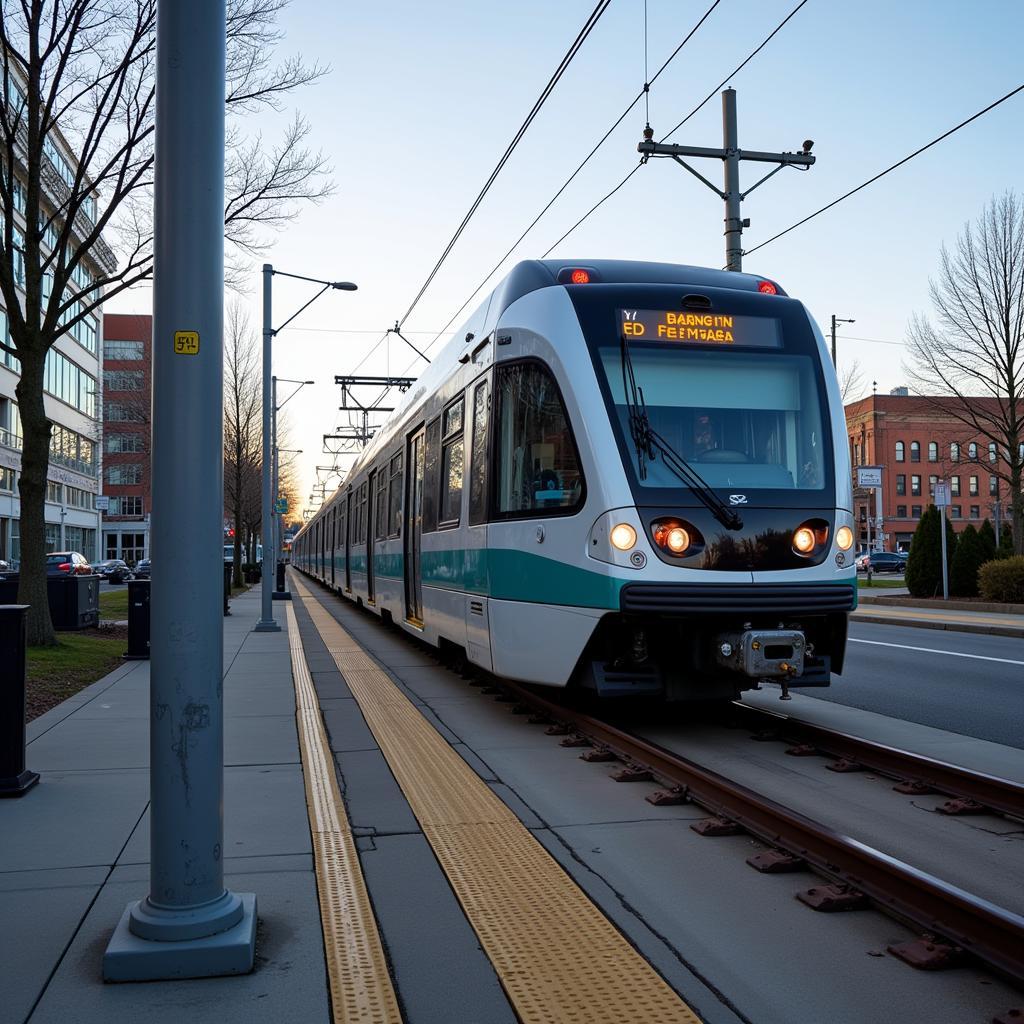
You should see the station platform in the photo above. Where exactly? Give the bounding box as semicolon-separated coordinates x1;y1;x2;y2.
5;580;1020;1024
851;599;1024;637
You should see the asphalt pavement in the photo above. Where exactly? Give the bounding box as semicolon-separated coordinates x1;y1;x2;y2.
807;620;1024;748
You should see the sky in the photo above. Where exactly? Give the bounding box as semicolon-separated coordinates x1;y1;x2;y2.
109;0;1024;516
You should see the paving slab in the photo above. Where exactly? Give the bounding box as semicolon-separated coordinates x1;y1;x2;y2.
319;697;378;752
224;714;299;767
333;748;421;835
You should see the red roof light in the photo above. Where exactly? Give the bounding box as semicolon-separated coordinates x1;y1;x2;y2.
570;268;590;284
757;280;779;295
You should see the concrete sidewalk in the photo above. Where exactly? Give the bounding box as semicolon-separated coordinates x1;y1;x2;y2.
0;590;328;1024
851;600;1024;638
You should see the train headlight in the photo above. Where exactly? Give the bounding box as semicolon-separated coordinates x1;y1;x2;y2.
665;526;690;553
793;527;816;554
836;525;854;551
610;523;637;551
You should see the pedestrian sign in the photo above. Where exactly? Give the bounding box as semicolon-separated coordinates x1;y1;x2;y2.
274;498;288;514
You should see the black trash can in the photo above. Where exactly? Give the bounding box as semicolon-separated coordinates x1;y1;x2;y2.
276;561;285;592
0;605;39;797
49;574;100;630
224;564;232;616
125;579;150;659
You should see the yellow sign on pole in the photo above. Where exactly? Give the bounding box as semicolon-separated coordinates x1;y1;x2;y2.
173;330;200;356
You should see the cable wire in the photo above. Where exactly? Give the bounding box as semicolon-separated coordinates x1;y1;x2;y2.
743;82;1024;259
396;0;614;331
412;0;725;360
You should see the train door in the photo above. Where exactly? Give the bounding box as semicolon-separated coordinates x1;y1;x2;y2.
344;491;352;592
404;428;425;623
366;470;376;604
329;506;336;588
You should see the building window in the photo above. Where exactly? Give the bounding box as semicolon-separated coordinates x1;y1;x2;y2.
895;441;905;462
911;474;921;496
896;474;906;496
439;397;464;526
65;485;94;510
989;442;997;463
106;463;142;485
0;466;13;492
952;505;962;519
910;441;920;462
896;504;907;518
43;348;96;416
103;340;145;361
928;474;938;495
106;433;146;453
970;505;980;519
108;495;143;517
968;442;978;460
494;362;583;516
928;441;938;462
950;442;960;461
104;402;147;423
969;474;979;496
990;475;999;496
46;481;62;503
103;370;144;391
951;475;960;496
911;505;922;519
387;453;403;538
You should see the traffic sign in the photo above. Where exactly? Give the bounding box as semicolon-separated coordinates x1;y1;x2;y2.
856;466;883;488
274;498;288;514
95;495;110;511
934;481;951;507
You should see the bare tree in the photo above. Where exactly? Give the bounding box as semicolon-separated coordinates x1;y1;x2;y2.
223;302;261;586
838;358;866;404
0;0;333;643
906;192;1024;555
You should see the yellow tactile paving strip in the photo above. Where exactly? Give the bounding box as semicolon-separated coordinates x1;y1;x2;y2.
284;601;402;1024
291;575;702;1024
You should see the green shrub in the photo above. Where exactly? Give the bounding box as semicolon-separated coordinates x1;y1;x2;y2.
978;556;1024;603
997;524;1015;558
905;505;956;597
950;524;985;597
977;518;997;563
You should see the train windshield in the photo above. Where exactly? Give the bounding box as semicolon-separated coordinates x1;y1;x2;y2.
596;344;827;494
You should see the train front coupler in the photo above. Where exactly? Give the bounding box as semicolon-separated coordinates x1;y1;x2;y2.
714;628;807;699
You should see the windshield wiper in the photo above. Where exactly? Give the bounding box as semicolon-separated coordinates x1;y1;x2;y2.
619;336;743;531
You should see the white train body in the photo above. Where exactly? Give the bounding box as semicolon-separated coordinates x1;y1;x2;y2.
294;260;856;700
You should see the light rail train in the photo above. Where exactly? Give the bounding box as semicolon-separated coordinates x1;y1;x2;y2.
294;260;855;701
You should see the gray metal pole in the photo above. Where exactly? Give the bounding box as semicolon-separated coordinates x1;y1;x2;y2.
104;0;255;980
940;505;949;600
830;314;837;366
722;88;742;273
271;375;279;592
255;264;279;630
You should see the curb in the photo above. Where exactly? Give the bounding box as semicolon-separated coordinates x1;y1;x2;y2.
850;612;1024;639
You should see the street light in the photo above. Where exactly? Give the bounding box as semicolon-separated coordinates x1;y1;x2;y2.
830;315;856;367
271;377;313;596
255;267;357;633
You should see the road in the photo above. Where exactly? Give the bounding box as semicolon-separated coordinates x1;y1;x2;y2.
808;620;1024;748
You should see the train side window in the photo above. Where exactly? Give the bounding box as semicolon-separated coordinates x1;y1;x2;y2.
469;378;489;526
439;397;464;527
374;475;388;540
358;482;368;543
422;417;441;532
493;361;584;517
388;453;403;537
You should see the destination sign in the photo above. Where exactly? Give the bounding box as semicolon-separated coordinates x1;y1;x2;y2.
619;309;781;348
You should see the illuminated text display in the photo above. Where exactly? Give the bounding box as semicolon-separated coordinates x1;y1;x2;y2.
619;309;781;348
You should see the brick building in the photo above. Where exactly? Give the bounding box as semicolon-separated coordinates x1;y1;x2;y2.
845;391;1015;552
100;313;152;563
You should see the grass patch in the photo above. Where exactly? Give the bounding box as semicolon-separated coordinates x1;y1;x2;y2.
99;587;130;619
857;577;906;589
26;628;127;721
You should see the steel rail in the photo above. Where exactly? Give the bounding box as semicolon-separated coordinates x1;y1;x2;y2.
492;678;1024;985
727;702;1024;820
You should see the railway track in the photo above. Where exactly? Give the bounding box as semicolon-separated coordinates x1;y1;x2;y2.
477;673;1024;988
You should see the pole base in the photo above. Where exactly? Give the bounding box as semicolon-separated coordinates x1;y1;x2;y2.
271;591;292;601
103;892;257;981
0;768;40;798
253;619;281;632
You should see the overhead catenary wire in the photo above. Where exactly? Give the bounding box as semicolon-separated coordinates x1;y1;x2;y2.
395;0;614;333
539;0;811;258
742;82;1024;259
412;0;726;362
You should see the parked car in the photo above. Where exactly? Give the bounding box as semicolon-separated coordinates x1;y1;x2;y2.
859;551;907;574
94;559;134;584
133;558;151;579
46;551;93;576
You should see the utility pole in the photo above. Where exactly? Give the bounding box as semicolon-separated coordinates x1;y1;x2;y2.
104;0;257;980
638;88;815;272
831;314;856;367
